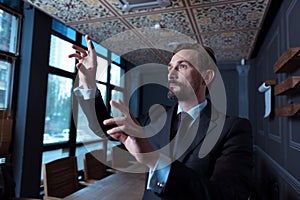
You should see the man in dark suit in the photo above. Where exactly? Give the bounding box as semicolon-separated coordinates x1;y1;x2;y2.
70;35;253;199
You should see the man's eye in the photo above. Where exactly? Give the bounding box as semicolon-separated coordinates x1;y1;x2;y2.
179;64;187;69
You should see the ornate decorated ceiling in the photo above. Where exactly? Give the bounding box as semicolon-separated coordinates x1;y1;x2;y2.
24;0;272;64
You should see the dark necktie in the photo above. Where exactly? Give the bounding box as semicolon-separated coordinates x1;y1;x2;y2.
172;112;192;158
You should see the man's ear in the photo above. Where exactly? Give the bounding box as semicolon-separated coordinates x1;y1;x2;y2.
203;69;215;85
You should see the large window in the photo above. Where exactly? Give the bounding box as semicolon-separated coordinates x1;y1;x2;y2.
0;60;12;109
44;75;73;144
0;7;19;54
42;19;125;177
0;5;21;154
0;6;19;111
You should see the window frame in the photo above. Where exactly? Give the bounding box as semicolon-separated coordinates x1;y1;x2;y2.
0;3;22;118
42;19;126;176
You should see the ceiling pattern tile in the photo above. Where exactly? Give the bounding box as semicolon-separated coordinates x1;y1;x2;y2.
24;0;273;62
27;0;112;23
193;0;268;32
101;38;151;56
101;27;196;63
126;11;195;38
215;48;250;61
72;20;128;42
190;0;233;6
122;49;165;66
202;30;257;51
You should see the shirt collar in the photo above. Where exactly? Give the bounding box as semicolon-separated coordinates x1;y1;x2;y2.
177;99;207;121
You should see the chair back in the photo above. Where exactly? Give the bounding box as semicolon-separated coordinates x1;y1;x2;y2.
111;144;130;169
83;149;107;181
43;156;79;198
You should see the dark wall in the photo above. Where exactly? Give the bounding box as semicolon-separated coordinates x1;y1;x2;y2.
218;61;240;117
250;0;300;199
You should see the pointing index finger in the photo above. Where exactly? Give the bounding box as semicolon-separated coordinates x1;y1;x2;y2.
86;35;94;50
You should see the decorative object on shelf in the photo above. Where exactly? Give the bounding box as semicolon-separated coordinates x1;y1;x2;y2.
258;80;277;118
274;47;300;73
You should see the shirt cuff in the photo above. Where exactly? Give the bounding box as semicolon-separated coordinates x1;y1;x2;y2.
73;86;97;100
146;154;171;193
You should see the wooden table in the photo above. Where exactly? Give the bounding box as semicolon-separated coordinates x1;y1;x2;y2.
64;172;146;200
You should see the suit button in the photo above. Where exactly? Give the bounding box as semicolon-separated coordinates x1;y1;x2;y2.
157;182;164;188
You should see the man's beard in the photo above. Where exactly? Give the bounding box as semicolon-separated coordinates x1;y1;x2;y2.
167;81;192;101
167;90;177;101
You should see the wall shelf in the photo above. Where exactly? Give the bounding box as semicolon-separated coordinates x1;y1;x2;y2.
274;47;300;73
275;104;300;117
274;76;300;95
265;79;277;86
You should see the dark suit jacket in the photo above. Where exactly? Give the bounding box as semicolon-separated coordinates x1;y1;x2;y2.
78;92;253;200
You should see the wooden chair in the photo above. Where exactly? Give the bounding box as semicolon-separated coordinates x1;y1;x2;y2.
111;144;131;169
43;156;79;199
81;149;109;185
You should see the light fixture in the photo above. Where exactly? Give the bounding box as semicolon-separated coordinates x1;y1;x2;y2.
154;22;161;29
241;58;246;65
118;0;172;12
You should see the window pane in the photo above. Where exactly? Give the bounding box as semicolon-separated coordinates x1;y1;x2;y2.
0;8;18;54
0;59;11;109
49;35;76;72
82;35;108;57
111;52;121;64
44;75;73;144
110;64;124;87
96;56;108;83
111;90;123;117
52;19;76;40
96;83;107;105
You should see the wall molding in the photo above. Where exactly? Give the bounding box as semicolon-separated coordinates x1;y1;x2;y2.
289;120;300;151
285;0;299;48
265;25;279;60
265;26;283;144
255;145;300;195
268;132;282;143
289;140;300;152
258;129;264;136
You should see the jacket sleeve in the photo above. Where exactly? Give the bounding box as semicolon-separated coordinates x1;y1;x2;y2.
208;118;253;200
75;88;116;140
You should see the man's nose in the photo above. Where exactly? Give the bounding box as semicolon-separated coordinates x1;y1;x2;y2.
168;67;178;79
